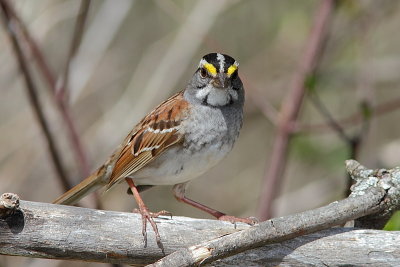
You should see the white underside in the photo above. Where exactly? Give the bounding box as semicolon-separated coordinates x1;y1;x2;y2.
131;143;232;185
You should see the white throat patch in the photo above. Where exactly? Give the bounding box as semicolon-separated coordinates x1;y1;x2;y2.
195;84;238;106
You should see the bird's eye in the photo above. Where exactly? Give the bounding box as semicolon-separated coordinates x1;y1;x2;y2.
200;68;207;78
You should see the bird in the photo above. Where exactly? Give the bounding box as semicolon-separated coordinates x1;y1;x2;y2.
53;53;256;251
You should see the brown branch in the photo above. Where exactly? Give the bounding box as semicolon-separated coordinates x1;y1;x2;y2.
257;0;335;220
1;0;91;180
0;2;71;190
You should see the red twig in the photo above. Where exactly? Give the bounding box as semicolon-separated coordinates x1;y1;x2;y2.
0;2;72;191
257;0;335;220
2;0;91;178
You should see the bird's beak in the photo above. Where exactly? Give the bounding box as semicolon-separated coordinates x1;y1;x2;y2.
212;73;228;89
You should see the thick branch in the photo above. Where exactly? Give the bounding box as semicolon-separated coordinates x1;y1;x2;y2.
213;228;400;267
151;188;385;267
152;160;400;266
0;194;398;266
0;197;247;265
1;161;399;266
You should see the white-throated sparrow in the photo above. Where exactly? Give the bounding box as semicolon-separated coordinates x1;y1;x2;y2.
54;53;255;251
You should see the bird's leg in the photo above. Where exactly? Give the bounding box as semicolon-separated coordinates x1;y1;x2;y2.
172;183;258;225
125;178;168;253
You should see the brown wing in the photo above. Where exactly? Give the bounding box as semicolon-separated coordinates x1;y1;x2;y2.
106;91;189;190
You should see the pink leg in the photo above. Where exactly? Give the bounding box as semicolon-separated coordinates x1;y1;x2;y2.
125;178;167;253
172;183;257;225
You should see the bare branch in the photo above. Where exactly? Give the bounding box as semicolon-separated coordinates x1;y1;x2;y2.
347;160;400;229
151;160;400;266
0;195;248;265
0;161;399;265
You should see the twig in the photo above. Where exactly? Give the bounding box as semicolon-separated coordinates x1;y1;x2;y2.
55;0;92;178
307;90;372;196
0;2;72;191
297;96;400;134
1;0;91;180
257;0;335;220
56;0;91;100
1;0;56;88
308;89;353;143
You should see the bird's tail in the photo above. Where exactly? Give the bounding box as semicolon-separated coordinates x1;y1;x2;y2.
53;167;108;205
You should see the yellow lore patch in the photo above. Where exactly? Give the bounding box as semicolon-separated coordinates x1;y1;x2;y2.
204;63;217;76
227;65;237;77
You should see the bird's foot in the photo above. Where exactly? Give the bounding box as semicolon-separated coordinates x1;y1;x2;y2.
132;206;171;255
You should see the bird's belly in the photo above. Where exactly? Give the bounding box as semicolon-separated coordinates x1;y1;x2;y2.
132;143;232;185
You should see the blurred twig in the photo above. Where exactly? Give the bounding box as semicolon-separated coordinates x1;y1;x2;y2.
298;96;400;134
257;0;335;220
307;89;371;196
55;0;91;178
1;0;105;210
1;0;91;180
0;2;71;191
56;0;91;101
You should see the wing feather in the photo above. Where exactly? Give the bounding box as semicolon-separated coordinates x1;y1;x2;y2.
106;91;189;190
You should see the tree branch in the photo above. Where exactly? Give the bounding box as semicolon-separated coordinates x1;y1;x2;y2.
0;192;396;266
151;160;400;266
0;195;248;265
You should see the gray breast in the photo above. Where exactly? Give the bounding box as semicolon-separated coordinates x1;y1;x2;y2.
182;104;243;153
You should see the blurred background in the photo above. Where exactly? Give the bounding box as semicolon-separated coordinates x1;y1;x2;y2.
1;0;400;266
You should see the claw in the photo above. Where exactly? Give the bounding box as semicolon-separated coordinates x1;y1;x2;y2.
132;207;169;255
